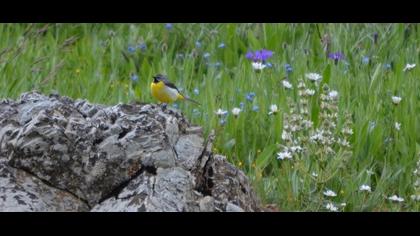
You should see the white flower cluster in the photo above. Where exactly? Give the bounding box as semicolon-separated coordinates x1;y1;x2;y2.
325;201;346;212
411;158;420;201
278;82;352;163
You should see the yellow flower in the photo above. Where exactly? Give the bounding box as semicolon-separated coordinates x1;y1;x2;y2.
340;190;345;195
238;161;243;167
75;68;81;74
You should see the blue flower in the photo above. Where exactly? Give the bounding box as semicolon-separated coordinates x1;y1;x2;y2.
246;49;273;62
193;88;199;95
128;45;136;54
218;43;225;48
130;73;139;82
362;56;369;64
220;118;226;126
245;92;256;102
285;64;293;73
252;105;259;112
203;52;211;59
214;62;221;68
328;52;345;65
137;43;147;51
165;23;173;30
384;63;392;70
328;52;345;61
239;102;245;109
172;103;179;109
195;41;201;48
266;62;273;68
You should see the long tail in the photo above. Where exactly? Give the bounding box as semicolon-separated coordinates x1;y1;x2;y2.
184;97;201;105
178;93;200;105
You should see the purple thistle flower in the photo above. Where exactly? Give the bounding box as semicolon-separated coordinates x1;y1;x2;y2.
328;52;345;60
260;49;273;60
246;51;254;60
328;52;345;65
245;49;274;62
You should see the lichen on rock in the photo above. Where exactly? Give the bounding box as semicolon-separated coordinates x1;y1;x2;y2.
0;92;261;212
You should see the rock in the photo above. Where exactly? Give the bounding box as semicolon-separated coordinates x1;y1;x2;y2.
199;196;215;212
0;160;88;211
0;92;262;212
226;202;244;212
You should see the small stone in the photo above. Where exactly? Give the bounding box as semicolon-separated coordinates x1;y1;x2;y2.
199;196;215;212
226;202;244;212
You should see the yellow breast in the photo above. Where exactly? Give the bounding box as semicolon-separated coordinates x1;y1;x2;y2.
151;81;178;103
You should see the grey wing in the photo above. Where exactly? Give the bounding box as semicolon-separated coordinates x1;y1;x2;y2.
161;77;180;92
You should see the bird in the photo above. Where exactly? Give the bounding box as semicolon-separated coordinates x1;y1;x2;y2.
150;74;200;105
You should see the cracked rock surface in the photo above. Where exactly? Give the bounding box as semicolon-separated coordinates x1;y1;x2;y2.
0;92;261;212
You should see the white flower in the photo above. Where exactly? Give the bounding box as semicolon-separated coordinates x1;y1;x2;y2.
305;73;322;82
328;90;339;99
289;145;303;153
281;130;292;141
304;89;316;96
323;189;337;197
403;63;416;72
366;169;375;176
302;120;313;129
337;138;350;147
277;151;292;160
325;203;338;212
268;104;279;115
395;122;401;131
215;108;228;117
411;195;420;201
388;195;404;202
391;96;402;105
282;80;293;89
311;172;318;177
231;107;241;116
252;61;267;71
340;203;347;207
359;184;372;192
341;127;353;135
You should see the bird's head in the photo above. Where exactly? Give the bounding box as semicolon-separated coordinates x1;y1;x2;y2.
153;74;165;83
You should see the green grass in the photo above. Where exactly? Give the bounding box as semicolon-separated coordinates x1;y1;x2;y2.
0;23;419;211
